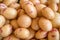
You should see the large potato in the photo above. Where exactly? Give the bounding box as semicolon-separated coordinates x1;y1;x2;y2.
39;17;52;31
14;28;30;39
17;15;31;28
41;7;55;20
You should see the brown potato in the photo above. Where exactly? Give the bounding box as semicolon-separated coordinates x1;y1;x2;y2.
58;3;60;13
2;7;17;19
39;0;47;4
41;7;55;20
0;15;6;28
0;0;3;2
31;18;39;31
48;28;59;40
14;28;30;39
10;19;19;29
39;17;52;31
17;15;31;28
35;30;47;39
0;24;12;37
3;35;20;40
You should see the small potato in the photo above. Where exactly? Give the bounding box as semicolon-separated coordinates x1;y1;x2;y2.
9;3;20;9
35;30;47;39
10;19;19;29
26;28;35;39
14;28;30;39
24;2;37;18
58;3;60;13
17;9;25;17
48;3;58;12
3;0;18;6
2;7;17;19
0;0;3;2
5;20;10;24
51;12;60;28
35;4;46;17
39;17;52;31
0;15;6;28
48;0;59;4
39;0;47;4
17;15;31;28
0;24;12;37
30;0;40;5
31;18;39;31
3;35;20;40
41;7;55;20
48;28;59;40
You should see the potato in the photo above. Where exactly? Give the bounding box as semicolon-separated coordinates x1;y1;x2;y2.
30;0;40;5
10;19;19;29
35;30;47;39
9;3;20;9
39;0;47;4
41;7;55;20
0;0;3;2
48;28;59;40
5;20;10;24
3;35;20;40
48;0;59;4
40;38;47;40
24;2;37;18
51;12;60;28
0;15;6;28
0;24;12;37
35;4;46;17
39;17;52;31
2;7;17;19
26;28;35;39
14;28;30;39
3;0;18;6
17;9;25;17
17;15;31;28
31;18;39;31
48;3;58;12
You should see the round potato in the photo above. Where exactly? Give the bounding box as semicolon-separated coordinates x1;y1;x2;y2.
39;17;52;31
2;8;17;19
41;7;55;20
35;30;47;39
3;35;20;40
17;15;31;28
48;28;59;40
39;0;47;4
0;24;12;37
14;28;30;39
31;18;39;31
0;15;6;28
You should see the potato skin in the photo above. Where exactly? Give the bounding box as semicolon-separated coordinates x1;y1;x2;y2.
3;35;20;40
0;24;12;37
39;17;52;31
17;15;31;28
14;28;30;39
51;12;60;28
3;8;17;19
35;30;47;39
48;28;59;40
0;15;6;28
58;3;60;13
41;7;55;20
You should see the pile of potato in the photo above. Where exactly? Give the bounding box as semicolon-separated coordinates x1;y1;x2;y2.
0;0;60;40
